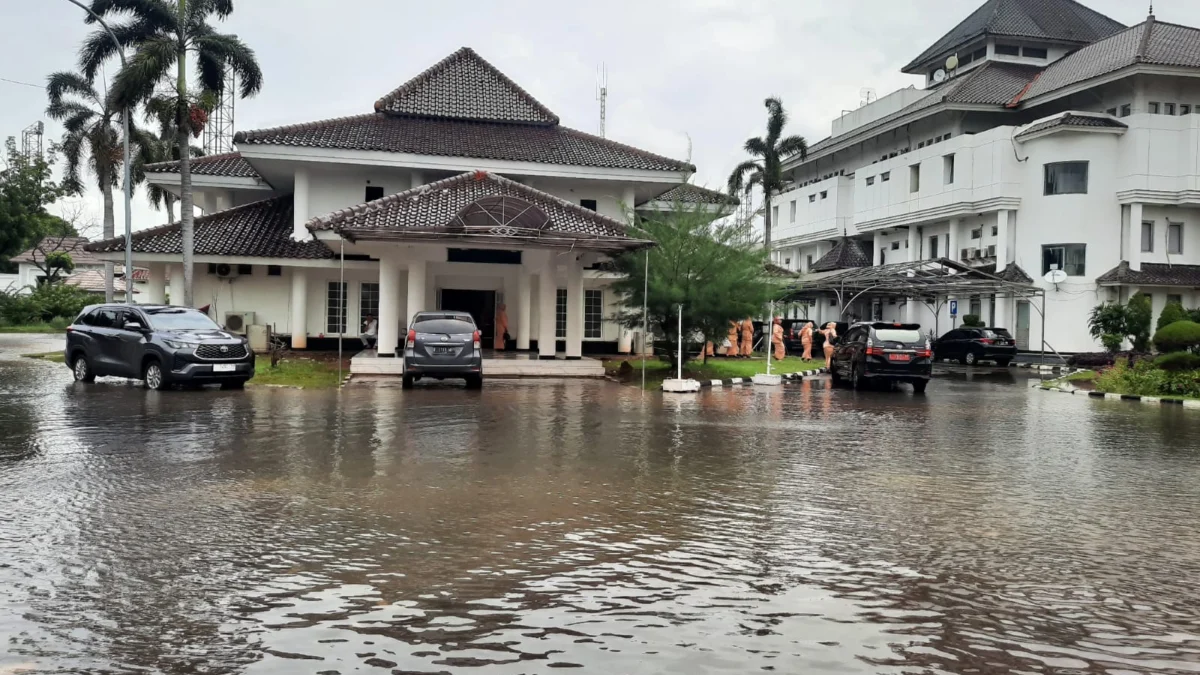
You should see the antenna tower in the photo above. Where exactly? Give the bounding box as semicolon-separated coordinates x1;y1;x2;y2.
203;64;236;154
20;121;44;162
596;64;608;138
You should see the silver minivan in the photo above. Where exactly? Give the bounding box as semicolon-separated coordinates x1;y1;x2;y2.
402;312;483;389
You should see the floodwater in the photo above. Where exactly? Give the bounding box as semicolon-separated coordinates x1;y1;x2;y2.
3;350;1200;674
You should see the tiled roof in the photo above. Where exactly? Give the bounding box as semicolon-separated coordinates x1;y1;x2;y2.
903;0;1125;72
85;196;333;260
810;237;872;272
1096;261;1200;287
143;151;261;178
234;113;693;173
1016;112;1127;138
10;237;103;266
976;262;1034;283
65;270;136;294
374;47;559;125
311;171;650;253
640;183;739;206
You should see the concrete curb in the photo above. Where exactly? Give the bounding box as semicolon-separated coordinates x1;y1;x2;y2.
1035;384;1200;408
697;369;829;388
1009;363;1071;372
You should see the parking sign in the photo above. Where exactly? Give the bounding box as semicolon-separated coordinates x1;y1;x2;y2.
950;300;958;317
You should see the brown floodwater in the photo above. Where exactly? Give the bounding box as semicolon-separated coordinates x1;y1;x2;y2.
2;353;1200;674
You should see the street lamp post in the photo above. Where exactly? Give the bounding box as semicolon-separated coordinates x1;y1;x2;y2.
65;0;134;305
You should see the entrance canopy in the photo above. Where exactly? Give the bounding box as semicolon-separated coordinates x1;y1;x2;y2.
784;258;1043;304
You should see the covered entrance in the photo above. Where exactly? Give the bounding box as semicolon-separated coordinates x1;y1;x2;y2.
440;289;497;345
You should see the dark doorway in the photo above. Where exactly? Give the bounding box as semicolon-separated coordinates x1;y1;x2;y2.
440;289;496;345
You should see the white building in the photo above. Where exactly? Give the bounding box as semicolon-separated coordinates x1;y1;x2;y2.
87;48;728;364
770;0;1200;352
6;236;139;299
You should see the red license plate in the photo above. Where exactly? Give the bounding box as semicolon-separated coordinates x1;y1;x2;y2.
888;353;911;362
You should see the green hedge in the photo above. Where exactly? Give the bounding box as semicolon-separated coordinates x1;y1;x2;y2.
1153;320;1200;354
1154;352;1200;372
1096;361;1200;398
1157;302;1188;331
0;284;95;325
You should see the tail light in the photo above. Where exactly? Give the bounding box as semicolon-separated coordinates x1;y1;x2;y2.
917;340;932;358
406;329;416;349
979;338;994;344
473;330;481;350
865;338;883;356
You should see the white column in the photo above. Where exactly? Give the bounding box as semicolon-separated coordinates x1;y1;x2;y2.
565;257;583;359
167;263;184;306
995;209;1010;272
378;256;402;356
290;268;308;349
406;258;427;329
537;266;558;359
146;263;166;304
622;186;637;218
907;226;919;262
516;265;532;350
214;190;233;213
1129;202;1143;272
947;218;960;261
293;167;310;240
410;171;424;189
874;231;884;265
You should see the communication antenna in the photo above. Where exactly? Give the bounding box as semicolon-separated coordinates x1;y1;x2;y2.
202;63;236;154
596;63;608;138
20;121;44;162
859;87;876;107
685;132;693;166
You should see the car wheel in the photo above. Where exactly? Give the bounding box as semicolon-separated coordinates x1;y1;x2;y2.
829;359;843;386
912;380;928;394
466;375;483;390
402;375;414;390
964;351;978;366
143;360;168;391
220;380;246;390
852;362;866;390
72;354;95;383
996;358;1012;367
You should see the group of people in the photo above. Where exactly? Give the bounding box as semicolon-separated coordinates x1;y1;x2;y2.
716;318;837;368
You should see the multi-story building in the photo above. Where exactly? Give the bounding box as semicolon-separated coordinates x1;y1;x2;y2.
771;0;1200;352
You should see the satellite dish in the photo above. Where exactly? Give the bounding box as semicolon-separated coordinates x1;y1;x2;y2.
1044;269;1068;284
946;54;959;70
933;69;948;83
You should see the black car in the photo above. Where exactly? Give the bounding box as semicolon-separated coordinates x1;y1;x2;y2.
933;327;1017;366
830;322;932;393
402;311;483;389
66;304;255;390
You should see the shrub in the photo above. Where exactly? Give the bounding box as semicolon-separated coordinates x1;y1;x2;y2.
0;284;93;325
1127;293;1153;352
1068;352;1115;368
961;314;983;327
1153;320;1200;354
1187;308;1200;324
1088;303;1128;352
1100;333;1123;352
1097;360;1200;398
1154;352;1200;372
1158;301;1187;331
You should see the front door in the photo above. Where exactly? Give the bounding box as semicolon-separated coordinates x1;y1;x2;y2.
1016;301;1031;350
439;289;496;346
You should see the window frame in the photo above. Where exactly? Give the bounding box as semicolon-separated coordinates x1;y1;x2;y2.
555;288;567;339
866;176;875;186
1183;104;1193;116
580;198;598;211
1021;46;1048;59
880;171;890;182
944;154;955;185
584;289;603;339
1165;103;1177;116
909;164;920;193
928;235;940;259
1043;161;1089;196
790;200;797;222
1149;102;1161;114
1120;104;1131;117
1168;222;1184;255
326;281;348;334
1042;243;1087;277
364;185;385;202
1141;221;1155;253
995;44;1020;56
267;265;282;276
359;282;380;328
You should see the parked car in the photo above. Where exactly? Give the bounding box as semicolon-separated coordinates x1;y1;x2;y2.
933;327;1017;366
403;311;483;389
65;304;254;390
829;322;932;393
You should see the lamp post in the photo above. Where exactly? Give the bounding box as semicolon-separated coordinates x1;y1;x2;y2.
65;0;134;304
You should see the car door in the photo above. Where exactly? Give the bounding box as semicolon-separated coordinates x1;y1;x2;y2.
112;308;150;378
87;307;123;375
835;327;862;375
938;330;962;360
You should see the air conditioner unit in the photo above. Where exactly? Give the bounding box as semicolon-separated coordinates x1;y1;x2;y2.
972;248;984;260
963;247;980;260
214;263;238;279
985;244;997;257
247;324;272;352
960;247;974;260
224;311;255;335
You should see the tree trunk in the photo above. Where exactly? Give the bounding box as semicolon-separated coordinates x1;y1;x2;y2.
177;3;194;307
165;194;176;224
101;178;115;303
762;189;773;250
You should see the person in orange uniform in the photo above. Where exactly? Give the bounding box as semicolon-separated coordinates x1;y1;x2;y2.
705;341;715;358
493;303;509;351
800;321;814;361
821;322;838;370
740;318;755;357
771;317;785;361
726;320;740;357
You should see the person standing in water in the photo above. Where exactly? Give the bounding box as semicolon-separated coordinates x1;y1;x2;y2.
821;322;838;370
800;321;814;361
726;320;740;357
740;318;754;357
771;317;786;361
493;304;509;351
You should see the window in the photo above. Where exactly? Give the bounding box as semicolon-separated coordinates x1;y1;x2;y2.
790;200;797;222
1166;103;1177;116
92;308;121;328
809;194;816;203
1168;294;1184;306
1022;47;1048;59
866;176;875;186
820;190;827;200
971;228;982;240
910;164;920;193
1142;221;1155;253
969;296;982;317
995;44;1020;56
360;282;380;325
237;264;253;275
806;254;813;271
412;318;475;334
207;263;217;275
580;199;598;211
944;154;955;184
365;185;385;202
881;171;890;182
1149;102;1161;114
972;48;986;61
918;141;926;149
772;206;779;223
584;289;603;339
829;298;837;307
1169;222;1184;255
1044;161;1088;195
268;265;282;276
326;281;347;334
1042;244;1086;276
555;288;567;339
1183;104;1193;115
1120;104;1132;117
1106;107;1117;116
891;241;900;250
926;236;939;259
991;225;998;236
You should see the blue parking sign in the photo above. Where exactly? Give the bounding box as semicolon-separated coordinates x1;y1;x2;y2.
950;300;958;317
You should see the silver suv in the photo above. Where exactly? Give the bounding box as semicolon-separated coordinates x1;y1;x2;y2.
402;311;483;389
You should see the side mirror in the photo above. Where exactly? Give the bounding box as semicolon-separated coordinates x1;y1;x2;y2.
123;321;145;332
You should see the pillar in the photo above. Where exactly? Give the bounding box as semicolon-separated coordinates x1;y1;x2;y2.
214;190;233;213
293;167;310;240
947;218;960;261
406;258;426;331
565;257;583;359
516;266;532;350
290;268;308;349
874;231;885;265
907;226;919;262
410;171;424;189
622;186;637;218
146;263;166;304
994;295;1011;332
1129;202;1143;272
995;209;1009;272
537;266;558;359
167;263;184;306
378;256;402;356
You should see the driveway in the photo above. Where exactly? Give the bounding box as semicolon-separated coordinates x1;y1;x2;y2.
0;333;64;359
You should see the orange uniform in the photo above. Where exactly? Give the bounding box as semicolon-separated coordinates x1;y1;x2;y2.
726;321;740;356
494;304;509;350
771;320;785;361
800;322;813;361
740;319;754;357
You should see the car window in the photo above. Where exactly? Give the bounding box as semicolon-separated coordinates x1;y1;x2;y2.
147;309;220;331
943;330;960;340
413;319;475;334
874;328;923;343
989;328;1013;338
91;308;121;328
77;309;98;326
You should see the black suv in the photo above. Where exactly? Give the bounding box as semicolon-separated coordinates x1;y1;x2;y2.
403;311;483;389
830;322;933;393
66;304;255;390
933;327;1017;366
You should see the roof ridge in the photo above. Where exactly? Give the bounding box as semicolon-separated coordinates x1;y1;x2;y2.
234;113;379;143
145;150;243;171
557;125;696;173
1135;14;1156;62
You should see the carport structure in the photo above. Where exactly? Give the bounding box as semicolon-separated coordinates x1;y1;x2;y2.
783;258;1053;361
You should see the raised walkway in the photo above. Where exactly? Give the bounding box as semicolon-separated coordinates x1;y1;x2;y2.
350;349;605;378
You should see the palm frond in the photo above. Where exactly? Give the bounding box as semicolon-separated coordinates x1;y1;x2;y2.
764;97;786;144
727;159;762;195
47;100;97;123
88;0;178;28
59;133;87;196
743;136;768;157
46;71;97;107
194;33;264;98
62;111;98;135
777;134;808;160
111;36;178;108
743;170;765;197
187;0;233;22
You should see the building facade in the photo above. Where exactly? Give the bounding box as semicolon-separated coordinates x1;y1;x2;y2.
770;0;1200;352
87;48;728;358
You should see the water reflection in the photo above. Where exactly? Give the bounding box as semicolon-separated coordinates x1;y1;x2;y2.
2;358;1200;673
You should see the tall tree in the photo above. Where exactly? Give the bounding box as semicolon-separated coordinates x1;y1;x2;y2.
0;139;70;270
727;97;808;251
137;93;204;225
82;0;263;306
46;70;130;302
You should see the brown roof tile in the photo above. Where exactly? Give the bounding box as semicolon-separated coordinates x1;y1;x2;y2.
144;151;261;178
10;237;103;266
640;183;738;206
1016;112;1127;138
1096;261;1200;287
810;238;872;272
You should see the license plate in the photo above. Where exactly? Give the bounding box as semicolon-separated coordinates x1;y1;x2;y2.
888;353;911;362
433;347;454;355
213;363;236;372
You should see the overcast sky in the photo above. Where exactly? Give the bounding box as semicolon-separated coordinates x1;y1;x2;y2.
2;0;1195;236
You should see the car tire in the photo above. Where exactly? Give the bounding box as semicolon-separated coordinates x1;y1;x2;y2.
964;351;978;366
995;358;1012;367
143;360;168;391
829;360;843;386
71;353;95;383
466;375;483;390
402;375;414;390
220;380;246;390
852;362;866;390
912;380;928;394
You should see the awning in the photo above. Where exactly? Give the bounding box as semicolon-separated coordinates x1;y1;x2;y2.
784;258;1043;302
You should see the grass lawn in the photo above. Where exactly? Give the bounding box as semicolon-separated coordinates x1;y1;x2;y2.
22;351;66;363
252;357;344;389
605;354;826;388
1;323;67;333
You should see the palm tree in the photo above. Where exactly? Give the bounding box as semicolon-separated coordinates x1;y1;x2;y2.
81;0;263;306
45;70;129;302
136;93;204;225
727;97;808;250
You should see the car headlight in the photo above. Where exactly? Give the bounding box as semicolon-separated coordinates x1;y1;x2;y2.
164;340;199;350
